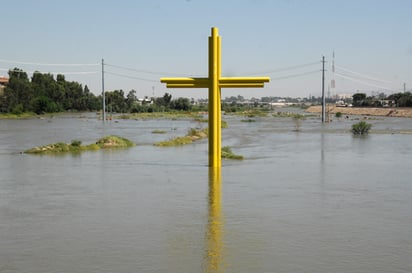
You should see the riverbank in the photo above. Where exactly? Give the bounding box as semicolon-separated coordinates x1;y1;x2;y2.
305;105;412;118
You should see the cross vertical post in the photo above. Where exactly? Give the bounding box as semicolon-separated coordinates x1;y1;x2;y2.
209;27;221;167
161;27;270;167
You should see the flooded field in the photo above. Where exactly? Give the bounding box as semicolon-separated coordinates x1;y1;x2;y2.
1;110;412;273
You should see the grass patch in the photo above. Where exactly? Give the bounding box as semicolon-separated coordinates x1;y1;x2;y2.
221;146;244;160
119;111;203;120
152;129;167;134
194;118;228;128
241;118;256;122
153;128;208;147
25;135;135;154
227;109;268;117
0;112;37;119
273;112;306;118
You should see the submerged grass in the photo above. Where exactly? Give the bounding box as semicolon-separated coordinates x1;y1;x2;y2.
193;118;228;128
25;135;135;154
119;111;203;120
221;146;244;160
0;112;37;119
226;109;269;117
151;129;167;134
153;128;208;147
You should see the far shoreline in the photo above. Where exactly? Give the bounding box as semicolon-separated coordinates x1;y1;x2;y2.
305;105;412;118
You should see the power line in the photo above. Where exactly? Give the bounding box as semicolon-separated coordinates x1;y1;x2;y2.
270;70;319;80
335;72;394;90
335;64;392;84
105;62;192;77
0;58;100;66
0;67;98;75
249;61;319;75
105;71;159;83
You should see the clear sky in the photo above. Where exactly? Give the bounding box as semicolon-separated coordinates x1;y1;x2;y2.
1;0;411;99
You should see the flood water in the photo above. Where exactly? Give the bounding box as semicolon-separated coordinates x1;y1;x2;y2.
1;111;412;273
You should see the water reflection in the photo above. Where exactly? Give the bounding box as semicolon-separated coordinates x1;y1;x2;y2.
205;167;225;273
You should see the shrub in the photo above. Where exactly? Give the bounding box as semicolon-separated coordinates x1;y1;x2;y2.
352;121;372;135
152;129;167;134
335;112;342;118
221;146;244;160
71;140;82;147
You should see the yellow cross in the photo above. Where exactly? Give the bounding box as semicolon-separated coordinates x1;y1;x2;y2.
161;27;270;167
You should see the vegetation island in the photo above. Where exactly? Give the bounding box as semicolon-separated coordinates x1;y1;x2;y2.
25;135;135;154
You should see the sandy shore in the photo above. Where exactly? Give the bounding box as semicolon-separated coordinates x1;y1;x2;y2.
305;105;412;118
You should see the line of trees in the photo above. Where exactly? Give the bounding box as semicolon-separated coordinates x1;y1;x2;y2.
352;92;412;107
1;68;101;114
0;68;195;115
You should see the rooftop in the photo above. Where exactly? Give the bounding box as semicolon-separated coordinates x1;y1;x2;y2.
0;77;9;84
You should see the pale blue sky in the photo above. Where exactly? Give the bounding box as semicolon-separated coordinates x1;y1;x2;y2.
1;0;411;98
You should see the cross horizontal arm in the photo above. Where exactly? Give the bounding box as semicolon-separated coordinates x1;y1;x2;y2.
160;77;209;88
160;76;270;89
219;77;270;84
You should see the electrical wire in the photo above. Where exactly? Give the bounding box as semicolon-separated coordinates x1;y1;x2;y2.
271;70;319;80
0;67;98;75
335;72;394;90
0;58;100;66
105;63;192;77
105;71;159;83
248;61;319;75
335;65;392;84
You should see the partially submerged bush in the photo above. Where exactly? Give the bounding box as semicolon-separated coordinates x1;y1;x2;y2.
221;146;244;160
95;135;135;148
352;121;372;135
71;140;82;147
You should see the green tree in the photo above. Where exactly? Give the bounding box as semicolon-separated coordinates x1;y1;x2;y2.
352;93;366;107
397;92;412;107
1;68;33;112
170;97;191;111
105;90;127;113
126;89;137;111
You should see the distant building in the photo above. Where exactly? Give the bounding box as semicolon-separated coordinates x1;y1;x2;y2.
334;93;353;100
0;76;9;96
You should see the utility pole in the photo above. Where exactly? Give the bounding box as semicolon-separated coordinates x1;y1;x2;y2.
321;56;326;123
102;58;106;123
404;83;406;93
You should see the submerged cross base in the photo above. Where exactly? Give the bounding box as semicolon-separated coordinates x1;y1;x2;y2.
161;27;270;167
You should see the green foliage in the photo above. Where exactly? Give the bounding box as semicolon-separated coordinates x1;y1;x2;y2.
153;128;208;147
335;112;342;118
241;118;256;122
292;113;305;131
71;140;82;147
151;129;167;134
0;68;100;114
221;120;228;128
352;93;367;107
95;135;135;148
221;146;244;160
25;136;135;154
389;92;412;107
170;97;191;111
11;104;24;115
352;121;372;135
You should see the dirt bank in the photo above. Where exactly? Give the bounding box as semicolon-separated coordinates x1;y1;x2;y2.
305;105;412;118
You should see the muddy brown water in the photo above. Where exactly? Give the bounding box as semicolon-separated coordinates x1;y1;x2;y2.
1;112;411;273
